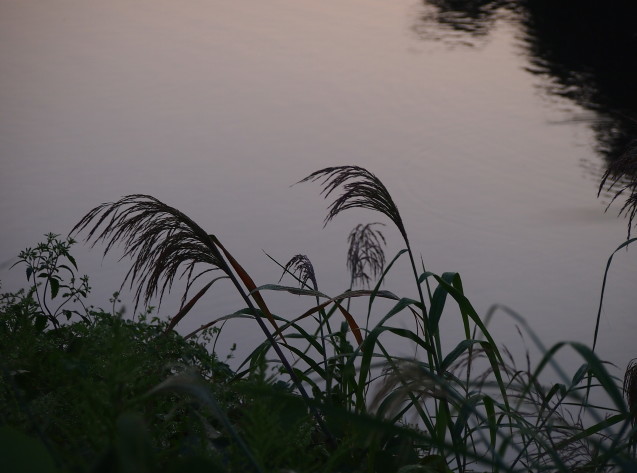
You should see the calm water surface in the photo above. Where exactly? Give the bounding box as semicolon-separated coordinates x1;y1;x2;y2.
1;0;635;373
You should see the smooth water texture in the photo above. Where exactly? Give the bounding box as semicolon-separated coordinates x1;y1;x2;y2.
1;0;635;372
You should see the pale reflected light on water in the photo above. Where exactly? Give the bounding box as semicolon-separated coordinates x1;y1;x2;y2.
1;0;635;373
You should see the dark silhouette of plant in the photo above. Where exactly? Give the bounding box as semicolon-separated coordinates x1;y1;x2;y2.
280;254;317;290
298;166;423;299
279;253;335;398
12;233;91;328
299;166;407;241
346;223;386;288
71;194;335;445
298;166;433;365
71;194;224;312
626;359;637;438
6;175;636;471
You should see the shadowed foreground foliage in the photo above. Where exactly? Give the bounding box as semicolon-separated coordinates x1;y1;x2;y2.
2;166;637;472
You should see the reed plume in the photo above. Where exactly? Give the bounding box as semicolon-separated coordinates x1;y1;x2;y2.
71;194;224;312
298;166;407;241
280;254;318;290
347;223;386;288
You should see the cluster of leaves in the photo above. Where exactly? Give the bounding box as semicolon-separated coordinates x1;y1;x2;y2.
13;233;91;328
0;282;234;471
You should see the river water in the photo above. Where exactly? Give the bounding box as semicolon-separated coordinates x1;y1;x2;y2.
1;0;636;375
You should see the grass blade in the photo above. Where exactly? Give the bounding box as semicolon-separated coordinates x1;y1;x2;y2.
210;235;281;336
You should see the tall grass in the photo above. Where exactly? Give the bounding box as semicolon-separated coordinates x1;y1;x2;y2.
60;166;637;471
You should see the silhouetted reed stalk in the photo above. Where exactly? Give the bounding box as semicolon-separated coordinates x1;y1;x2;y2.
298;166;438;369
71;194;335;445
279;254;332;397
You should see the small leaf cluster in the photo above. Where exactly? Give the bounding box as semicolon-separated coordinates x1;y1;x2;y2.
14;232;90;328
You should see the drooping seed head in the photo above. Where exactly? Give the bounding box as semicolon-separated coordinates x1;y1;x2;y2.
280;254;318;290
298;166;408;242
347;223;386;287
71;194;225;312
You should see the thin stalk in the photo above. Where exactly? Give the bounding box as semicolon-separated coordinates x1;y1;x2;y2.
268;251;334;401
311;289;332;403
420;255;434;302
405;238;439;373
400;233;445;452
213;244;336;447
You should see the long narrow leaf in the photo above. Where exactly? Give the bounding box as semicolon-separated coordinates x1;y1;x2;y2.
594;237;637;351
210;235;281;335
164;278;222;333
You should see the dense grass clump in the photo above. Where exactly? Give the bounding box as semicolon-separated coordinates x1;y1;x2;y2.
2;166;637;472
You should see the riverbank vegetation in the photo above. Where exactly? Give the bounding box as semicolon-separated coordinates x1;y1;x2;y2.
2;166;636;472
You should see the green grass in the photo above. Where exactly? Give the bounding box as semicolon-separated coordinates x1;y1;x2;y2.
2;166;636;472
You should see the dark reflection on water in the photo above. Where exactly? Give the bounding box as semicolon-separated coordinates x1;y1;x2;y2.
415;0;520;45
417;0;637;182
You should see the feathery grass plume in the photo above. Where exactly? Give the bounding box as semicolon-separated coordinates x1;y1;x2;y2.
71;194;225;313
280;254;318;290
599;139;637;237
347;223;386;288
298;166;408;242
